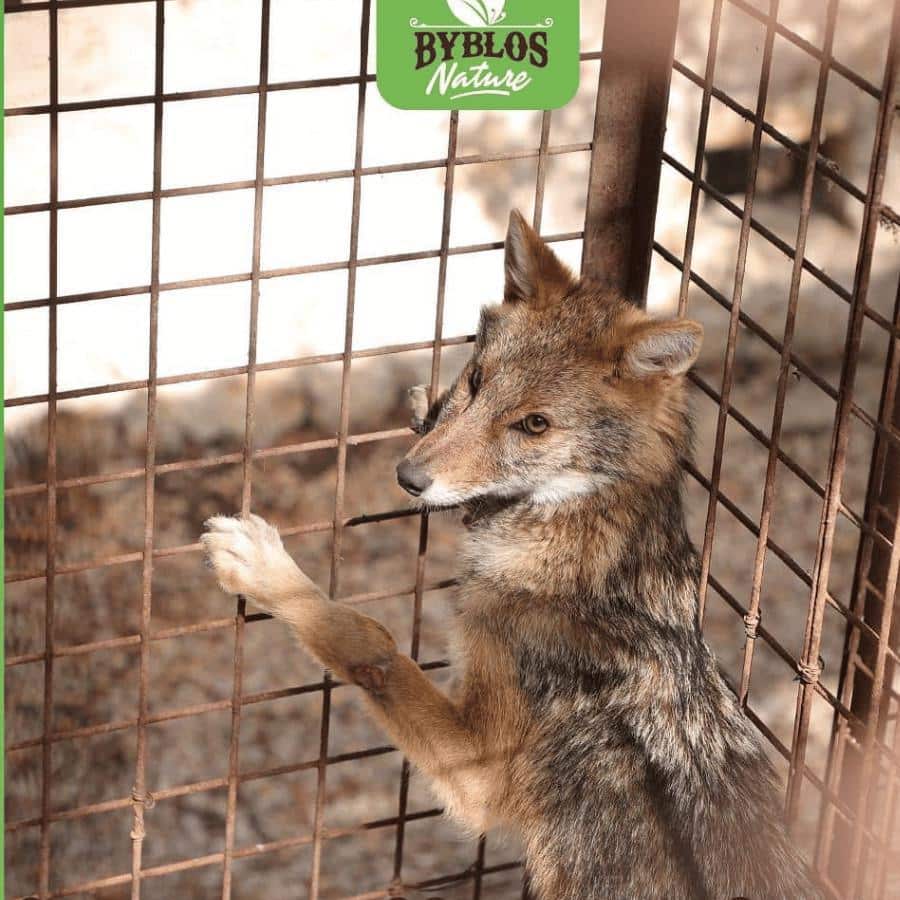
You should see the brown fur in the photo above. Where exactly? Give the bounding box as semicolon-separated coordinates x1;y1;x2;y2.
202;211;821;898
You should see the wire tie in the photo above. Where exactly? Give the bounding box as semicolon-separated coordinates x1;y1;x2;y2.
796;658;823;685
130;788;155;840
132;788;156;809
743;610;761;639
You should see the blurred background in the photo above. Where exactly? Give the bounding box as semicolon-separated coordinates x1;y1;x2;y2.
5;0;900;897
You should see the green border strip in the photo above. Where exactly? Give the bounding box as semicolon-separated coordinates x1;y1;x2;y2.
2;1;7;893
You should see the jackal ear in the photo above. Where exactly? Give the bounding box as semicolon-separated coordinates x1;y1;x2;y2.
504;210;577;308
624;319;703;378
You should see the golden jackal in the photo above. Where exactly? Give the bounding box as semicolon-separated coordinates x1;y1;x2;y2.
202;212;821;899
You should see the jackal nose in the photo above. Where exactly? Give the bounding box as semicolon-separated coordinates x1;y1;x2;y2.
397;459;433;497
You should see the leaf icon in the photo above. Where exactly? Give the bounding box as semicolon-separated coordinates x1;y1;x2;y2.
486;2;507;24
446;0;492;26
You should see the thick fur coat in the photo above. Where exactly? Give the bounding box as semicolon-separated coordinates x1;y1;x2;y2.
202;211;822;899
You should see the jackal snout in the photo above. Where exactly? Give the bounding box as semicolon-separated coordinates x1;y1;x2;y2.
396;457;433;497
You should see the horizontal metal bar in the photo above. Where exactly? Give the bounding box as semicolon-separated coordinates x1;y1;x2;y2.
5;0;172;12
661;151;900;340
673;59;900;230
6;501;433;584
3;50;603;118
4;229;584;317
9;808;448;899
688;461;900;670
6;74;378;118
8;746;399;832
6;424;417;498
654;240;900;454
6;654;451;756
5;580;457;670
4;333;476;409
687;370;894;555
4;142;593;217
726;0;887;105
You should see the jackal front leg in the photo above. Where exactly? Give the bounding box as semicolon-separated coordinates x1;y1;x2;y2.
201;515;492;827
201;514;398;685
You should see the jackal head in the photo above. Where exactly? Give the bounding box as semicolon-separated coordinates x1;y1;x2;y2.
397;211;703;509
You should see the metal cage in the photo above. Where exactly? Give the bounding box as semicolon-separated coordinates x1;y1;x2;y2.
4;0;899;897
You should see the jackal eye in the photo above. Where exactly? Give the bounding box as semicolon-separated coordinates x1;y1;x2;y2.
519;414;550;436
468;366;483;396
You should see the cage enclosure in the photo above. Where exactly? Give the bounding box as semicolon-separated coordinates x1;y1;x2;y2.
4;0;900;898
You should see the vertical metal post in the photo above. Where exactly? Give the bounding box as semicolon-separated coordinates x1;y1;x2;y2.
581;0;680;305
129;1;165;895
824;278;900;896
786;0;900;844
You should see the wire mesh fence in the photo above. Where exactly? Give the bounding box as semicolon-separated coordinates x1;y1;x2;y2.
3;0;899;898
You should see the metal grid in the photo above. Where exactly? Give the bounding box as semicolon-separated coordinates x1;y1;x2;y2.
3;0;899;898
646;0;900;898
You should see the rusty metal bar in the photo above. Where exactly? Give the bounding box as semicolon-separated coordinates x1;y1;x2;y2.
12;59;600;120
4;141;594;218
821;287;900;886
785;0;900;829
309;3;371;895
391;511;430;887
662;150;900;340
8;806;449;900
390;107;460;891
4;226;585;315
472;835;487;899
6;0;168;12
2;51;603;119
220;2;270;895
532;111;552;233
37;2;59;894
4;333;479;407
656;239;900;463
7;506;426;586
695;0;779;622
6;655;453;762
4;577;462;671
5;425;416;500
582;0;680;302
676;0;724;318
738;0;838;707
127;1;164;895
5;73;378;118
671;58;900;233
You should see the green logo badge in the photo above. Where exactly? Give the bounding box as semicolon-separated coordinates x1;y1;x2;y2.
376;0;580;110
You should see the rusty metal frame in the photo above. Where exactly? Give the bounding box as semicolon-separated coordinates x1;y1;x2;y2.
582;0;680;301
3;1;596;896
4;0;900;897
648;0;900;897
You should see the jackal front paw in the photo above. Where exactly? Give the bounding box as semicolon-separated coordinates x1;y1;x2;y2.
201;514;306;611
